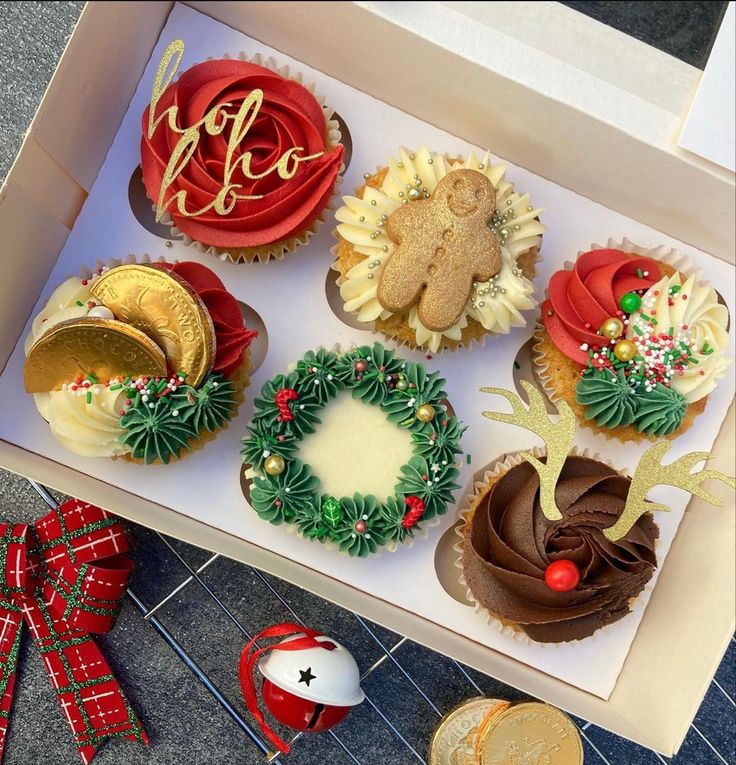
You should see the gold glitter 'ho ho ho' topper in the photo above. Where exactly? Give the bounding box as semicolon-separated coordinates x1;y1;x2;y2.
147;39;325;223
481;381;735;541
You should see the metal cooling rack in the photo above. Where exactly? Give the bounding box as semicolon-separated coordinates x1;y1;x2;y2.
27;479;734;765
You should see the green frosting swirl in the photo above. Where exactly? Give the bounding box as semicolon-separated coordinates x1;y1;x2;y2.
250;459;320;523
575;369;638;428
119;396;198;464
633;383;688;437
295;349;345;404
171;373;235;432
411;416;465;466
337;343;403;405
332;494;385;557
240;419;299;472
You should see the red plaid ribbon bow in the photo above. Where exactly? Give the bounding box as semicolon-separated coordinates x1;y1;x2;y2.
0;499;148;764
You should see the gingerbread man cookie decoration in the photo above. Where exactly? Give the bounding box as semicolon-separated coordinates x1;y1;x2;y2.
377;169;502;332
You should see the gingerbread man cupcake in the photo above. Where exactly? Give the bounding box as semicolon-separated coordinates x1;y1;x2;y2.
332;147;543;353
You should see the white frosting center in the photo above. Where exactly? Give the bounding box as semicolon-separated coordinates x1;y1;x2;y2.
298;392;414;501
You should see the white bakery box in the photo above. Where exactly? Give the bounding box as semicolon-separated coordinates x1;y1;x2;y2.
0;1;733;757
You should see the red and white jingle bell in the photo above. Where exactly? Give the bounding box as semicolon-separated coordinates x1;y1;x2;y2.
239;623;364;753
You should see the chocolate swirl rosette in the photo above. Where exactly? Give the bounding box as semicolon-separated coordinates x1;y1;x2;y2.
141;45;344;263
23;257;256;464
456;382;734;643
460;451;658;643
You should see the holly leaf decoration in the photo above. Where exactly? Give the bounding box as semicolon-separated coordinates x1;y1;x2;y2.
321;495;344;527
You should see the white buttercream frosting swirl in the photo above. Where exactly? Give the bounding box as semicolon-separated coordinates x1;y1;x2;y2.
626;272;731;403
336;147;542;351
26;275;131;458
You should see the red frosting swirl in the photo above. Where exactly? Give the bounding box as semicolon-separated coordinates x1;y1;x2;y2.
141;59;344;249
541;249;661;365
159;261;256;377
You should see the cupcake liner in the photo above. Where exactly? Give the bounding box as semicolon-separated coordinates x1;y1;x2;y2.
241;343;454;557
531;237;706;444
153;52;343;264
31;255;253;464
330;161;542;354
452;445;654;646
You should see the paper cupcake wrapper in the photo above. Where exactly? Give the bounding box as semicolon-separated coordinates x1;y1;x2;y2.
329;159;543;354
154;52;343;264
452;445;655;646
242;343;451;557
531;237;701;443
31;255;252;464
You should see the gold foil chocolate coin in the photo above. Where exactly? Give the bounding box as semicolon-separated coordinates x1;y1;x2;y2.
24;317;167;392
429;697;510;765
89;264;214;387
480;702;583;765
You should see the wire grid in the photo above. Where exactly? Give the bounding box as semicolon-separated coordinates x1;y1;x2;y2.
27;480;734;765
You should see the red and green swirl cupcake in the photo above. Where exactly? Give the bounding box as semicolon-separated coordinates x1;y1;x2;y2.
534;243;732;441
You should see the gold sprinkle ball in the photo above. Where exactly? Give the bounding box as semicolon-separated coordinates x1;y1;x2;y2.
264;455;286;476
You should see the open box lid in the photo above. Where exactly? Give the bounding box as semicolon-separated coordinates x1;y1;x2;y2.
0;2;733;756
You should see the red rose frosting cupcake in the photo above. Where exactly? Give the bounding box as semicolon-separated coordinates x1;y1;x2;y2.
534;241;732;442
141;47;344;263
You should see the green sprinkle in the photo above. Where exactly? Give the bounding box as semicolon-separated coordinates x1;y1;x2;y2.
670;284;681;294
134;391;141;407
650;317;658;325
108;383;123;391
85;374;98;384
636;268;644;278
75;300;84;307
689;356;699;364
466;453;472;465
668;326;674;336
86;391;92;404
640;313;651;322
633;325;643;336
123;376;131;385
177;370;187;378
702;347;714;355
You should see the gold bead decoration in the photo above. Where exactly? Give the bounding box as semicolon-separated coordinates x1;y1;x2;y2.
416;404;436;422
264;455;285;476
600;317;624;340
613;339;637;362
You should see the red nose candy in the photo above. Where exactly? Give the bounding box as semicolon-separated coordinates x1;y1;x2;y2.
544;560;580;592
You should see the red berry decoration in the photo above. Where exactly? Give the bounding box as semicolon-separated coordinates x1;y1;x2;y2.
544;560;581;592
354;359;367;373
240;623;364;754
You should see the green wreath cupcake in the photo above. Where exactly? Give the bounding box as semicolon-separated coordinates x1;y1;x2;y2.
241;344;465;556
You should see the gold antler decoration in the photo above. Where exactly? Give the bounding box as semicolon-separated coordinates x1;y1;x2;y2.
481;381;576;521
604;441;736;541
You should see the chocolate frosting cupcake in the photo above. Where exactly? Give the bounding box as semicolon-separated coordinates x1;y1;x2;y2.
462;455;658;642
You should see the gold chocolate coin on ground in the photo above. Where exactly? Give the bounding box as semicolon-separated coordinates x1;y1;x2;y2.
480;702;583;765
429;697;511;765
90;264;215;386
24;317;167;392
